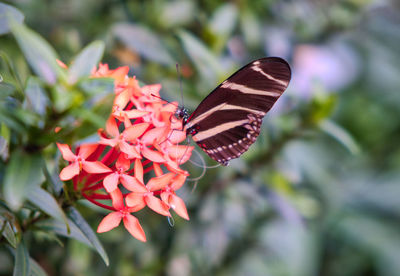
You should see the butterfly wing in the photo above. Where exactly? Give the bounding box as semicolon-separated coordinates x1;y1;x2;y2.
184;57;291;165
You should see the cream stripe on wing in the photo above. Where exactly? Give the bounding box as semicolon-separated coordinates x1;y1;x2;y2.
251;66;288;86
192;119;248;142
184;103;265;130
220;82;281;97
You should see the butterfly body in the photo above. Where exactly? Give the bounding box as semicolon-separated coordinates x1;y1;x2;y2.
179;57;291;166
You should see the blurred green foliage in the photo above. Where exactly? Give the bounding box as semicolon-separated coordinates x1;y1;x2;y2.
0;0;400;275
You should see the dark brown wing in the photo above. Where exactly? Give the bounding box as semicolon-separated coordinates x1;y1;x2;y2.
184;57;291;165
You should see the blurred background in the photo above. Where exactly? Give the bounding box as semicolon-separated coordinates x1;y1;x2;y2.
1;0;400;275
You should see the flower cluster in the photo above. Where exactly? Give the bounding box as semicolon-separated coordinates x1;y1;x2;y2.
57;64;193;242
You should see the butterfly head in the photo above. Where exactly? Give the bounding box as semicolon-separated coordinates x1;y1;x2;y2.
175;107;190;126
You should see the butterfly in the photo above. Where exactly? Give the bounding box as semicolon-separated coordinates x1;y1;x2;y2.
176;57;291;166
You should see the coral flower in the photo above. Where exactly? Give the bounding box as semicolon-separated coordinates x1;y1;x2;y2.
97;189;146;242
58;63;193;241
57;143;111;181
125;159;174;217
102;155;147;193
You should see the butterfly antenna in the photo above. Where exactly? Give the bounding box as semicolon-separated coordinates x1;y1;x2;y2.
150;93;179;107
187;147;221;170
167;216;175;227
176;63;184;108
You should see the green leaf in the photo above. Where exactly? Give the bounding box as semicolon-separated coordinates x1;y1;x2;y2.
23;77;49;117
29;257;48;276
178;30;223;86
0;82;15;99
240;11;262;47
1;218;18;248
0;3;24;35
319;119;361;155
36;218;92;247
68;41;105;84
79;77;114;96
10;22;64;84
73;108;108;129
13;241;30;276
42;159;63;194
160;1;195;27
112;23;174;65
3;150;44;210
67;207;109;266
28;187;69;232
0;123;10;160
209;3;238;40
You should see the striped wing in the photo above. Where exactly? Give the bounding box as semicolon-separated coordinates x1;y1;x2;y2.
184;57;291;165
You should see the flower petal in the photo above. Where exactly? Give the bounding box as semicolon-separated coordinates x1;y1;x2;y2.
105;117;120;138
97;212;122;233
169;193;189;220
153;163;163;177
134;159;144;184
120;141;141;159
160;191;169;203
120;174;147;193
110;189;124;210
78;144;99;159
141;127;167;145
142;147;166;163
57;143;76;161
59;162;80;181
147;173;174;191
98;135;118;148
144;194;171;217
116;154;130;172
123;123;150;141
170;174;187;191
103;173;120;193
114;89;130;110
126;193;146;210
168;129;186;144
125;109;149;119
123;214;146;242
82;161;112;174
168;145;194;162
141;84;161;98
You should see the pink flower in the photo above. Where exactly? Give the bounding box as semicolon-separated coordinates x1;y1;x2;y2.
125;159;173;217
57;63;193;241
57;143;111;181
97;189;146;242
102;154;147;193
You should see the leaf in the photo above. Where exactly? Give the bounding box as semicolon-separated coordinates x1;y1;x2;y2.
112;23;174;65
13;241;30;276
10;22;63;84
0;82;15;99
209;3;238;39
3;150;44;210
1;218;18;248
79;77;114;97
23;77;49;117
160;1;195;27
29;257;48;276
178;30;223;86
240;11;262;47
36;218;92;247
67;207;109;266
0;123;10;160
68;41;105;84
319;119;360;155
0;3;24;35
28;187;70;232
42;159;63;194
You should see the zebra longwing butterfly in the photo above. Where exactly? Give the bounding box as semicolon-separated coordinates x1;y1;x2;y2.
177;57;291;166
